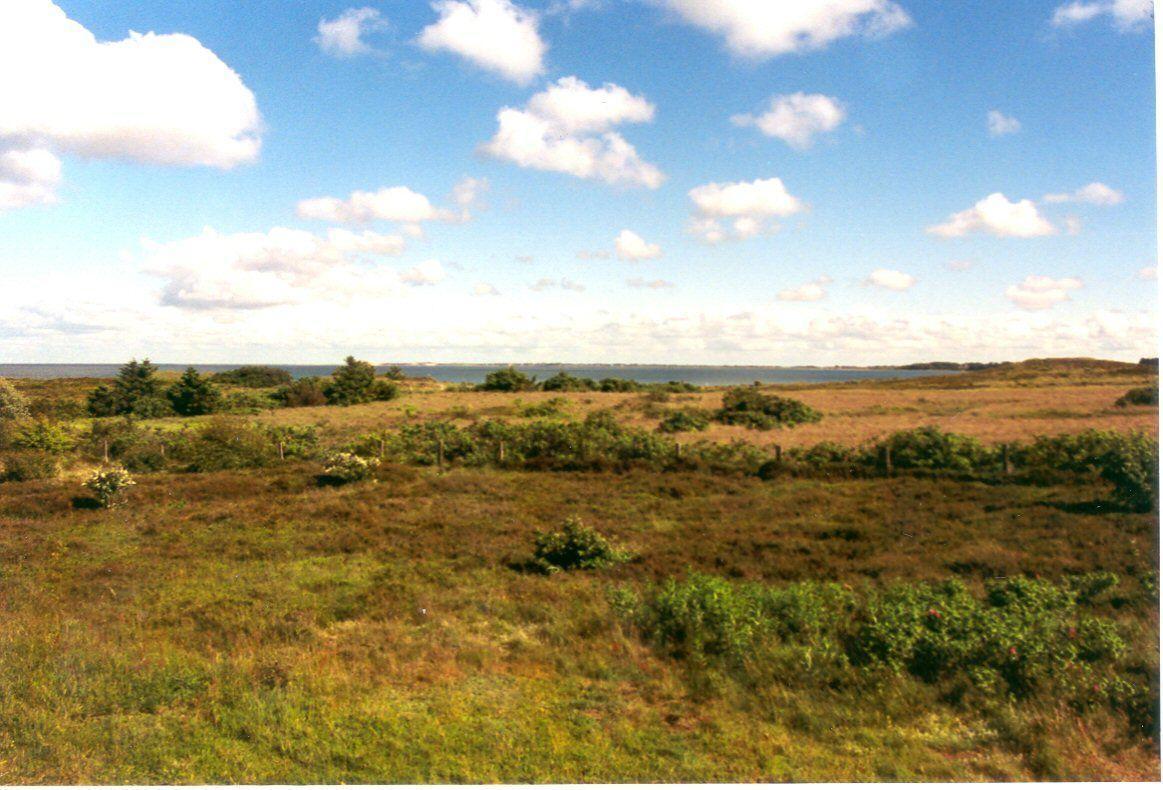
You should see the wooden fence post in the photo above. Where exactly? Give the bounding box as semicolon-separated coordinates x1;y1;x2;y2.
1002;443;1013;475
498;440;506;464
880;445;893;475
278;440;285;461
775;445;782;464
102;438;109;464
379;437;386;460
437;438;445;471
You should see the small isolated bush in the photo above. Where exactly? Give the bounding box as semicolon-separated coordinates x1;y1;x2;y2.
1;451;59;482
540;371;598;392
167;367;223;416
324;356;377;406
211;365;293;388
268;425;319;459
530;516;630;573
0;378;30;422
370;379;400;401
716;387;822;430
1115;386;1157;407
84;466;136;508
657;408;712;433
877;426;991;472
322;452;379;483
479;366;537;392
13;419;72;454
277;377;328;407
177;418;275;472
520;397;570;418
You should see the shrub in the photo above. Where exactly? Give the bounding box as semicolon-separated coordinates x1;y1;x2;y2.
598;377;643;392
268;426;320;459
0;378;30;422
322;452;379;483
222;390;277;414
324;356;377;406
84;466;136;508
479;366;537;392
657;408;711;433
13;419;72;454
210;366;293;388
87;359;169;417
520;398;570;418
877;426;991;472
84;419;167;472
277;376;328;408
540;372;598;392
176;418;275;472
791;441;857;466
1115;386;1157;407
383;365;406;381
1095;432;1157;511
369;379;400;402
1;451;59;482
530;517;630;573
716;387;822;430
167;367;223;416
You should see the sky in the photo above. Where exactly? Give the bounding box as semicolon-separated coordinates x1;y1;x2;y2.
0;0;1157;365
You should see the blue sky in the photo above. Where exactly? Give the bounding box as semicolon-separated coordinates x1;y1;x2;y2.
0;0;1156;364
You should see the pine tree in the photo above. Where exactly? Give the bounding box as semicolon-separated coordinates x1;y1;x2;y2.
167;368;223;416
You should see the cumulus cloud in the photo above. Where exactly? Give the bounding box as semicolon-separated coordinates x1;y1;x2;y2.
732;93;846;150
297;185;460;226
417;0;545;84
401;259;447;286
927;193;1056;238
531;277;585;292
142;226;414;311
615;229;662;261
480;76;663;188
865;268;915;291
778;275;832;301
315;7;388;57
1051;0;1153;31
1043;182;1125;205
1005;275;1083;310
473;282;501;296
0;0;261;209
0;148;61;211
987;110;1021;137
657;0;911;58
687;177;805;243
627;277;674;289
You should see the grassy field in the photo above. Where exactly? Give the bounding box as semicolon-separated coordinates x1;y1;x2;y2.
0;359;1158;782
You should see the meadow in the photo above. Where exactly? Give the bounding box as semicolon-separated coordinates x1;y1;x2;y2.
0;358;1157;781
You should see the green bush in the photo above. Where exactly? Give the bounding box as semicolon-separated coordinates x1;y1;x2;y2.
716;387;822;430
1095;432;1157;511
83;466;136;508
479;366;537;392
1;451;59;482
540;372;598;392
530;516;630;573
276;377;328;408
0;378;30;422
167;368;223;416
12;419;72;454
324;356;377;406
321;452;379;483
877;426;992;472
84;419;167;472
370;379;400;401
210;366;293;388
222;390;277;414
1115;386;1157;407
87;359;171;418
519;398;570;418
268;426;320;459
657;408;712;433
790;441;858;466
598;377;644;392
175;419;275;472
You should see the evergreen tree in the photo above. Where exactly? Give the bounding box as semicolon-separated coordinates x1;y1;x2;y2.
167;367;223;416
323;356;377;405
87;358;169;417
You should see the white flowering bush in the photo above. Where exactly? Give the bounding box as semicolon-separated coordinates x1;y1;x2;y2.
84;466;136;508
323;452;379;483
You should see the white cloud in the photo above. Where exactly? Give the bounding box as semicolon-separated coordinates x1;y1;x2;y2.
1005;275;1083;311
297;185;456;225
865;268;915;291
401;259;447;286
687;177;805;242
1051;0;1153;31
778;276;832;302
0;0;261;205
315;7;388;57
1137;266;1156;280
531;277;585;292
473;282;501;296
987;110;1021;137
1043;182;1125;205
657;0;912;58
732;93;846;150
927;193;1056;238
615;229;662;261
142;226;412;311
417;0;545;84
627;277;674;289
480;77;663;188
577;249;612;260
0;148;61;210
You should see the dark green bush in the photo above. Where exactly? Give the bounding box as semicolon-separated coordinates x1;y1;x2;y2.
478;366;537;392
12;419;72;454
1;450;60;482
1115;386;1157;407
370;379;400;402
657;408;712;433
598;377;644;393
519;398;570;418
530;517;630;573
222;390;277;414
87;359;171;418
166;368;223;416
540;372;598;392
276;377;328;407
877;426;992;472
175;418;275;472
324;357;377;406
210;366;293;388
1096;432;1158;511
716;387;822;430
